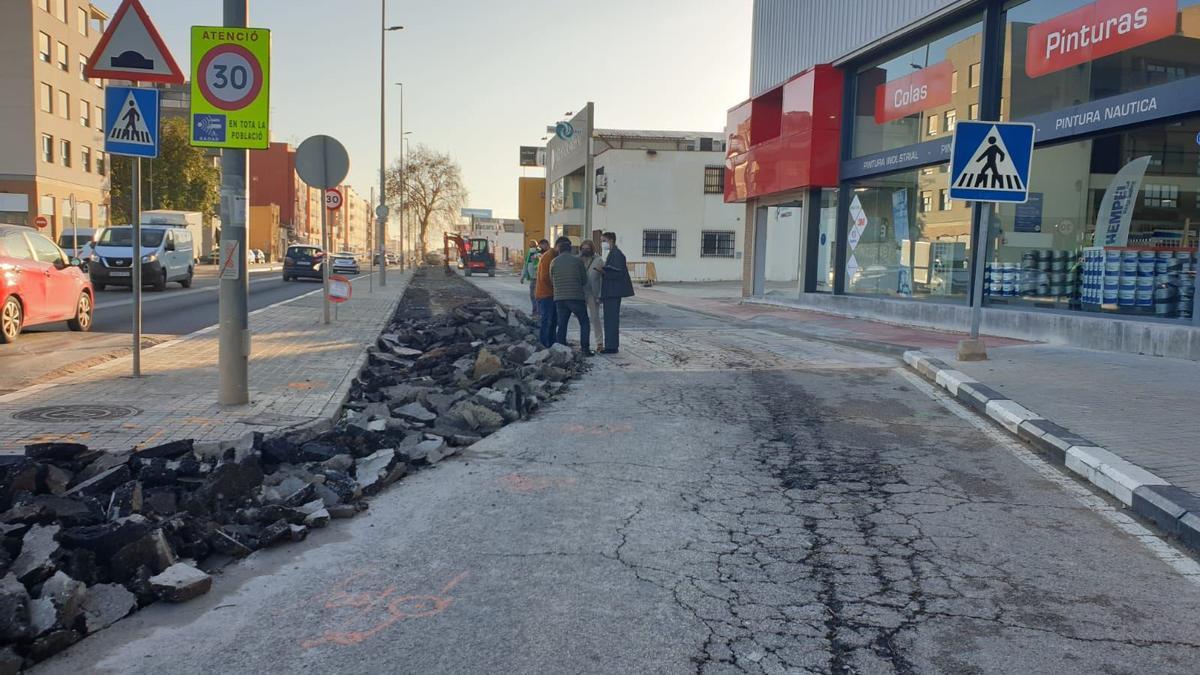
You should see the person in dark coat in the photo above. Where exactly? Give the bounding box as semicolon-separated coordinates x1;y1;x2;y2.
598;231;635;354
549;237;592;356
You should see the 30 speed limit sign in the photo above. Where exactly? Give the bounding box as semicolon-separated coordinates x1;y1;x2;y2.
189;27;270;149
324;189;343;211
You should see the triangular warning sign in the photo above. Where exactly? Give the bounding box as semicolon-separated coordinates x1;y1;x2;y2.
953;125;1025;191
108;92;154;146
84;0;183;84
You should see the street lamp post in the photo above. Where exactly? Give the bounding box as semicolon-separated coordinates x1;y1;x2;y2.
379;5;402;286
395;82;405;271
402;134;411;262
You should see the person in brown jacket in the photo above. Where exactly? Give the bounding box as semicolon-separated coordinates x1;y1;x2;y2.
534;238;557;347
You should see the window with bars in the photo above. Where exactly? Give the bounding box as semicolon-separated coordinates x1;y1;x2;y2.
700;230;736;258
642;229;677;257
703;165;725;194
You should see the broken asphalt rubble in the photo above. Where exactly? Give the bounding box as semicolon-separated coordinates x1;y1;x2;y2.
0;272;582;670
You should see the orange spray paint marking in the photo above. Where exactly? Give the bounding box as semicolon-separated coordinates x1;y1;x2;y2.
301;571;468;649
497;473;577;494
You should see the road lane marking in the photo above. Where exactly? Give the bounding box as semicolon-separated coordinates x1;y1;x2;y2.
95;272;287;309
898;367;1200;586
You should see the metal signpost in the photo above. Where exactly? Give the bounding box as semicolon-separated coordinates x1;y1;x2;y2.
190;7;271;405
947;120;1036;360
85;0;181;378
295;135;351;326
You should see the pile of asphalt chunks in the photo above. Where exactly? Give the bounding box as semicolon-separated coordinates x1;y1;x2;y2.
0;299;581;671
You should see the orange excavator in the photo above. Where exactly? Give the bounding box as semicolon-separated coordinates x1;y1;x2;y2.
443;233;496;277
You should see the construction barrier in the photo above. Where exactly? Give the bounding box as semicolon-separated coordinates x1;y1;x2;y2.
628;261;657;287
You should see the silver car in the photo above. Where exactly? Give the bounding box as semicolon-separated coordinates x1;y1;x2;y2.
331;252;360;275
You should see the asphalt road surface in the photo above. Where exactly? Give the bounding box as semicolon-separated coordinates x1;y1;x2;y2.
35;273;1200;675
0;265;321;394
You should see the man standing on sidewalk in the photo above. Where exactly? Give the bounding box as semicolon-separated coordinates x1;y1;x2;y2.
580;240;605;353
520;240;544;317
534;238;558;347
599;231;635;354
550;237;593;356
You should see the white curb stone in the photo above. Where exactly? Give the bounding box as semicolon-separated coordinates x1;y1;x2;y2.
934;369;976;396
984;399;1043;434
1066;446;1170;507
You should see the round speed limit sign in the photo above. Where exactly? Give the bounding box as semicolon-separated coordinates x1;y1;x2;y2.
325;189;344;211
198;44;263;110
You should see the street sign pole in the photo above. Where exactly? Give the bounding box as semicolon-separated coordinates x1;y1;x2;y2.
132;159;142;377
218;0;249;405
969;203;989;340
322;204;331;324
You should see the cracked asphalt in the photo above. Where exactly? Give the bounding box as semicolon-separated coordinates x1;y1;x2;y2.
36;275;1200;675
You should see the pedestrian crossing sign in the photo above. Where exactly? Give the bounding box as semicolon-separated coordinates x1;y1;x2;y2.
948;121;1035;203
104;86;160;159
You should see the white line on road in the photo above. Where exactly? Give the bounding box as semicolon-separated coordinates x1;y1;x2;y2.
897;367;1200;587
95;270;288;310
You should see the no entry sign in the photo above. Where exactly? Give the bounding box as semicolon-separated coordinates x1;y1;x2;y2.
189;27;270;149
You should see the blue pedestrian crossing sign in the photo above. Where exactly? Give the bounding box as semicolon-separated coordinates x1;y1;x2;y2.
948;121;1035;203
104;86;159;158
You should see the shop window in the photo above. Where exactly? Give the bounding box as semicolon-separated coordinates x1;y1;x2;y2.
41;135;53;163
80;100;90;127
851;15;983;156
38;33;50;63
944;109;956;133
985;117;1199;322
1003;0;1200;121
700;231;736;258
1144;184;1179;209
968;63;981;88
940;189;952;211
58;91;69;119
81;146;91;173
968;103;980;120
56;42;68;71
642;229;677;257
59;140;71;168
703;166;725;194
39;83;52;113
846;165;972;302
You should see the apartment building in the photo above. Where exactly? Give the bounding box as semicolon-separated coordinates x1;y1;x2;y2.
0;0;109;239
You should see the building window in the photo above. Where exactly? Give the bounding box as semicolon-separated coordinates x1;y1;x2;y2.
79;55;88;81
700;231;736;258
80;100;90;127
41;135;54;163
81;146;91;173
926;115;938;137
1146;63;1186;83
920;191;933;213
1143;184;1179;209
77;7;88;36
96;151;106;176
38;0;49;11
951;70;958;93
57;91;69;119
95;107;103;131
968;103;979;120
944;109;956;132
39;83;53;113
59;140;71;168
968;62;981;88
56;42;68;71
55;0;66;21
940;189;952;211
642;229;677;257
38;32;51;62
703;166;725;194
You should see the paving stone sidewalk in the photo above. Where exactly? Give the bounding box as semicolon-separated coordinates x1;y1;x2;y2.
0;272;411;454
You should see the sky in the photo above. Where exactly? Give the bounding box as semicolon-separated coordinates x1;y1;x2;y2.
91;0;753;219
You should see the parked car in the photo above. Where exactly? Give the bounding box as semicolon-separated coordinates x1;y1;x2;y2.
89;225;195;292
0;224;94;343
250;249;266;264
282;245;324;281
331;251;360;275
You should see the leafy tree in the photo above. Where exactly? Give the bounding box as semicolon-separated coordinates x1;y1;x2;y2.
385;145;467;256
109;117;219;223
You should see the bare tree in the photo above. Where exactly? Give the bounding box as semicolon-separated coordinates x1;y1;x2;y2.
386;145;467;257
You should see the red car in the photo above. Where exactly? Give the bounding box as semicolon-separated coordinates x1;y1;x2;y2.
0;224;94;343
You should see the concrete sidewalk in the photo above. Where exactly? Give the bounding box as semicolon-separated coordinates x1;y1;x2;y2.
0;272;411;454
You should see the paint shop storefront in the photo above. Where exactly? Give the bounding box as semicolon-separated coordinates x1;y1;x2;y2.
729;0;1200;359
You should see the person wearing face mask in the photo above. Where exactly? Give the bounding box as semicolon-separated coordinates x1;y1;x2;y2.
598;231;634;354
579;239;605;353
520;240;543;316
549;237;593;356
534;238;558;347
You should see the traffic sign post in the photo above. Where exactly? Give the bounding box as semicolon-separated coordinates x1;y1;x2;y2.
324;189;344;211
85;0;181;380
295;135;351;326
33;216;48;230
189;26;270;149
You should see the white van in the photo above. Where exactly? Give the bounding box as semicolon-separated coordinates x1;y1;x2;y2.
89;225;195;291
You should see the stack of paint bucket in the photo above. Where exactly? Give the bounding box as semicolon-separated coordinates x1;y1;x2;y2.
1080;247;1105;305
1178;250;1195;319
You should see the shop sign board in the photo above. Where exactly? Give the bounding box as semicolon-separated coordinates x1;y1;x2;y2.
948;121;1036;203
874;61;954;124
190;26;271;149
519;146;546;167
1025;0;1176;78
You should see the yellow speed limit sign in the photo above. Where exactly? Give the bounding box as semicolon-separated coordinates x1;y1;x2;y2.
189;26;270;149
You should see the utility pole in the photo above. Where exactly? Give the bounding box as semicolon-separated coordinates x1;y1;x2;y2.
398;82;404;271
218;0;250;405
